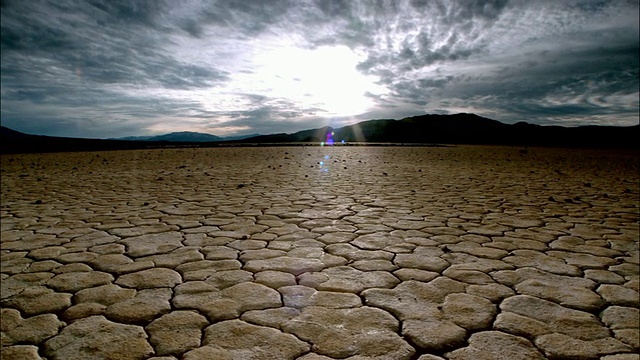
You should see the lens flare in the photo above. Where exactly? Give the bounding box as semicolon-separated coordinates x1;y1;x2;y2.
326;132;334;146
317;130;335;173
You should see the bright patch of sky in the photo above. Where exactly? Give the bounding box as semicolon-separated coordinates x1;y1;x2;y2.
243;45;386;116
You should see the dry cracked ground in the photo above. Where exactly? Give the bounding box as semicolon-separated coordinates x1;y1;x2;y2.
1;145;638;360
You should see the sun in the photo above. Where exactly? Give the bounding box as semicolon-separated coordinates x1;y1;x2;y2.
250;45;386;117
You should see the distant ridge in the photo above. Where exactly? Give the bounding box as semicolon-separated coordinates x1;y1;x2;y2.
237;113;639;147
2;113;638;153
0;126;31;138
115;131;259;142
117;131;222;142
0;128;162;154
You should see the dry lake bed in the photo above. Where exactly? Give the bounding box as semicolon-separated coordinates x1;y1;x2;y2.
1;145;639;360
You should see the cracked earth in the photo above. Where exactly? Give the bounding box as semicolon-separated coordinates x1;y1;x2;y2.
1;145;638;360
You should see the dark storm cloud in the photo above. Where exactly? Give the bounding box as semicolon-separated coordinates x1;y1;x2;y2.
0;0;235;136
169;0;295;38
1;0;638;138
345;0;638;125
82;0;166;28
1;1;229;88
446;32;639;124
354;0;510;75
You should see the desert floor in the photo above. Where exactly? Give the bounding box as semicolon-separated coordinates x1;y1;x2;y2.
1;145;639;360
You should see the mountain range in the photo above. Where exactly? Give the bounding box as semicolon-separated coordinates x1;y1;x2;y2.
2;113;638;153
115;132;259;142
242;113;639;147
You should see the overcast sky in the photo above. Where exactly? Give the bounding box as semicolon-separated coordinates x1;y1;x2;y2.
1;0;638;138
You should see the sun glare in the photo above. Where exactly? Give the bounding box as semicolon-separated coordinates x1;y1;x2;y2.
237;45;386;117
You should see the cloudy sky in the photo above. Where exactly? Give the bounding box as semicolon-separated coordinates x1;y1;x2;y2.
1;0;638;138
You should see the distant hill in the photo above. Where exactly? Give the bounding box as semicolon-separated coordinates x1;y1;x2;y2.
0;127;162;154
117;131;222;142
116;131;259;142
0;127;259;154
1;126;31;138
237;113;639;147
221;133;261;141
116;135;155;141
2;113;638;153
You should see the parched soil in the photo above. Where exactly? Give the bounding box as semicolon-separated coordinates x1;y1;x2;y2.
1;145;638;359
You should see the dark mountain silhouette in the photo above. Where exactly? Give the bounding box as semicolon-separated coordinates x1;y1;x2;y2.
2;113;638;153
222;133;261;141
1;127;163;154
116;135;156;141
237;113;638;147
117;131;221;142
156;132;219;142
116;131;259;142
1;126;31;139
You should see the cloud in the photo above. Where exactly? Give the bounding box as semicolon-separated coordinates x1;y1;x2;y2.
347;0;639;125
1;0;638;138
